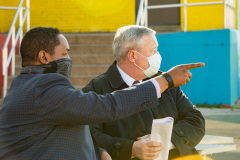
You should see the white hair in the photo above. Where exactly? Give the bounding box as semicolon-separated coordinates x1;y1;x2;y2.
112;25;156;61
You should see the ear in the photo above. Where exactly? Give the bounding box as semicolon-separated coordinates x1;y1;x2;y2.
127;50;137;63
38;50;51;64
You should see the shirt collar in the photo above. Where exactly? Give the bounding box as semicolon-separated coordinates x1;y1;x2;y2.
116;64;142;87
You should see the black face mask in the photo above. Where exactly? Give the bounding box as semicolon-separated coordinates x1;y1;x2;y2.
43;58;72;79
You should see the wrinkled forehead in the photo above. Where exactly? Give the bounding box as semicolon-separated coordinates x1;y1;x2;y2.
140;34;158;48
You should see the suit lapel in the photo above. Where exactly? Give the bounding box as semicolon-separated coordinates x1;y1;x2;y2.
105;61;127;89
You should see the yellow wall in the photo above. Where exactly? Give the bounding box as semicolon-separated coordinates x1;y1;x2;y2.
0;0;135;33
1;0;238;33
180;0;238;31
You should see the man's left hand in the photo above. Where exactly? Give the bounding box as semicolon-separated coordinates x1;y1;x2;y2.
101;150;112;160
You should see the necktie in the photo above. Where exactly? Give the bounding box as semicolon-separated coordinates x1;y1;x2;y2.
132;80;140;85
133;80;154;134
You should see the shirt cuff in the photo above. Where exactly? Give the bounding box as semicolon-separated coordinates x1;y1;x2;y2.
99;147;104;153
169;142;175;150
150;79;161;98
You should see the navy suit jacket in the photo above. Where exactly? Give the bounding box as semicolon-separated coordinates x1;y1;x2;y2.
0;72;159;160
83;62;205;160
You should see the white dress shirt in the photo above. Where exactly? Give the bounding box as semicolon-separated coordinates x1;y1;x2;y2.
116;64;175;150
116;65;161;98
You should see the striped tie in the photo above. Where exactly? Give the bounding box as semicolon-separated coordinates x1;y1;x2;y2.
132;80;140;85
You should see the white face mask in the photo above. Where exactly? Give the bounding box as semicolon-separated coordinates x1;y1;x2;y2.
134;51;162;77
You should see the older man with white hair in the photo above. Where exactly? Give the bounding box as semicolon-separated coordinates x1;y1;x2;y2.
83;25;205;160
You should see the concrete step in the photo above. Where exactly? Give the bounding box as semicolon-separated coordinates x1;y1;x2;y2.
15;64;110;76
149;25;181;33
7;76;15;87
71;64;110;75
63;33;114;44
16;54;114;66
71;54;114;65
75;85;84;90
70;75;97;86
15;66;21;75
16;56;21;65
69;44;112;54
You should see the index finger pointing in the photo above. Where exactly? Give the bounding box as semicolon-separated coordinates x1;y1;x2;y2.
182;63;205;70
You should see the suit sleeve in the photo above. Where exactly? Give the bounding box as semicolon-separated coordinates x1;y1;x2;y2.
90;123;134;160
171;87;205;156
83;80;135;159
34;74;159;126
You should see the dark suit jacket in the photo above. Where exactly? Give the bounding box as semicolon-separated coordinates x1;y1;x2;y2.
0;71;159;160
83;61;205;160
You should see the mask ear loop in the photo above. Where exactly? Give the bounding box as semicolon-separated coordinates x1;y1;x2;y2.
133;50;151;71
132;50;146;71
134;62;144;71
136;51;147;59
